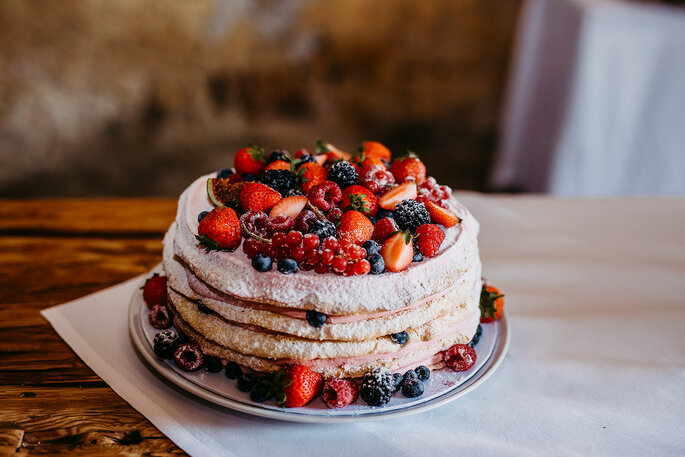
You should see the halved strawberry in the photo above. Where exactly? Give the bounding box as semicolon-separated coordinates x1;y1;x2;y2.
265;160;291;171
377;182;418;210
425;201;461;227
316;139;351;162
337;210;374;244
380;231;414;272
239;182;282;212
234;145;267;176
341;184;378;216
372;217;399;243
296;162;327;194
269;196;308;220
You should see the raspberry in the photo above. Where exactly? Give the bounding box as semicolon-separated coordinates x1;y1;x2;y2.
153;330;179;359
261;169;295;194
267;215;295;234
308;219;336;240
327;161;359;188
372;217;399;243
143;274;167;309
240;211;270;238
149;304;172;329
360;367;395;406
394;199;430;232
309;181;342;212
361;166;395;194
173;342;205;372
323;378;359;408
294;210;318;232
415;224;445;257
243;238;261;258
327;207;342;224
444;344;477;371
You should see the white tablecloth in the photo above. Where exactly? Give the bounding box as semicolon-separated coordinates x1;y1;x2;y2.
42;194;685;456
492;0;685;196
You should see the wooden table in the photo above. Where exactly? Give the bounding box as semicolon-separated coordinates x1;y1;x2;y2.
0;199;185;456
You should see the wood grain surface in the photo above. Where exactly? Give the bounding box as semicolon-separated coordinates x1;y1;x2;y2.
0;199;186;456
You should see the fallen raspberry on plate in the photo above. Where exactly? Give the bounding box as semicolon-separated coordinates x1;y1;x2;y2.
443;344;477;371
148;304;172;329
323;378;359;408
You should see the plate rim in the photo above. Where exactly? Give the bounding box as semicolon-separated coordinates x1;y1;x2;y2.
129;285;510;423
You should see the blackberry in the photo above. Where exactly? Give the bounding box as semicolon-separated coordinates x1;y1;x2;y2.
266;149;289;164
285;188;304;197
413;245;423;262
217;168;234;179
401;378;424;398
153;330;179;359
237;373;258;392
250;379;273;402
393;373;404;392
204;356;223;373
362;240;381;256
198;211;209;223
377;208;395;220
306;310;327;327
277;258;298;274
261;169;294;194
415;365;430;382
403;370;418;381
394;199;430;232
308;219;336;240
327;161;359;188
390;331;409;345
368;253;385;275
469;324;483;348
360;367;395;406
225;361;242;379
252;254;273;272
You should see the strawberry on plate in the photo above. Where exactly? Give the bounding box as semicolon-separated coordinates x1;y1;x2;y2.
377;182;417;210
239;182;282;212
269;196;308;220
415;224;445;257
142;274;167;309
196;206;242;251
390;150;426;184
276;364;323;408
337;210;374;245
479;284;504;323
297;162;327;194
380;231;414;272
425;201;461;227
341;184;378;216
234;145;267;176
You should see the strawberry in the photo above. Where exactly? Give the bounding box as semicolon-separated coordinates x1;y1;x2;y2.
390;150;426;184
269;196;308;220
265;160;291;171
372;217;399;243
196;206;242;251
415;224;445;257
480;284;504;323
234;145;267;176
142;274;167;309
380;231;414;272
316;139;351;162
296;162;327;194
278;364;323;408
341;185;378;216
239;182;282;212
377;182;417;210
360;140;391;162
425;201;461;227
337;210;374;244
360;156;387;175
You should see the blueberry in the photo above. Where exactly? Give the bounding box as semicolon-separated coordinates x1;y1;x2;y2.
377;209;395;220
415;365;430;382
412;246;423;263
277;258;298;274
267;149;289;164
204;356;223;373
403;369;418;381
368;253;385;275
217;168;234;179
197;300;213;314
306;310;327;328
225;361;242;379
390;331;409;345
362;240;381;257
249;380;273;403
252;254;273;272
237;374;258;392
401;378;424;398
198;211;209;223
393;373;403;392
469;324;483;347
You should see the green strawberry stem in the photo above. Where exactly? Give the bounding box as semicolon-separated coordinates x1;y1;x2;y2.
195;234;236;253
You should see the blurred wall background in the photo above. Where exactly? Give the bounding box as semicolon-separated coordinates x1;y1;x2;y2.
0;0;521;198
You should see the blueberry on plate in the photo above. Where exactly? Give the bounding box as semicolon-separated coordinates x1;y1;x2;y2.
225;361;242;379
401;378;424;398
237;374;258;392
403;369;418;381
415;365;430;382
204;356;223;373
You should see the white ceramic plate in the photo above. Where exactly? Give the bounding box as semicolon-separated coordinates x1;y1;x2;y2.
130;283;509;423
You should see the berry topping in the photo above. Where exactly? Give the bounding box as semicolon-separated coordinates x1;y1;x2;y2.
425;201;461;227
240;210;270;239
269;195;308;221
225;361;242;379
394;199;430;232
266;215;295;234
217;168;234;179
197;300;214;314
237;373;258;392
285;230;304;247
337;210;374;245
362;240;381;256
412;245;423;262
308;219;337;240
368;253;386;275
198;211;209;222
252;253;273;272
277;258;298;274
380;231;414;272
265;160;291;171
323;378;359;408
143;273;167;309
306;310;327;327
401;378;424;398
234;145;267;176
469;324;483;348
353;259;371;275
390;150;426;183
480;285;504;323
204;356;223;373
294;151;318;164
326;207;343;224
250;379;274;403
261;169;295;194
239;182;282;212
359;140;392;161
266;149;289;164
309;181;342;212
173;342;205;372
294;209;318;232
415;365;430;381
341;184;378;216
296;162;327;194
444;344;477;371
207;178;245;207
278;364;323;407
415;223;445;257
361;165;395;194
403;369;418;381
360;367;395;407
327;161;359;188
303;233;320;250
196;206;242;251
153;330;179;359
378;181;418;210
390;331;409;345
392;373;404;392
372;217;399;243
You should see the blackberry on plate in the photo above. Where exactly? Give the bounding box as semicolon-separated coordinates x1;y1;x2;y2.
252;254;273;272
360;367;395;406
267;149;289;164
401;378;424;398
403;369;418;381
261;169;294;194
237;373;258;392
198;211;209;223
394;199;430;232
393;373;404;392
153;330;179;359
204;356;223;373
277;258;298;274
327;161;359;188
306;310;327;327
308;219;336;240
415;365;430;381
217;168;234;179
469;324;483;347
368;253;385;275
225;361;242;379
250;380;273;403
362;240;381;256
390;331;409;345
